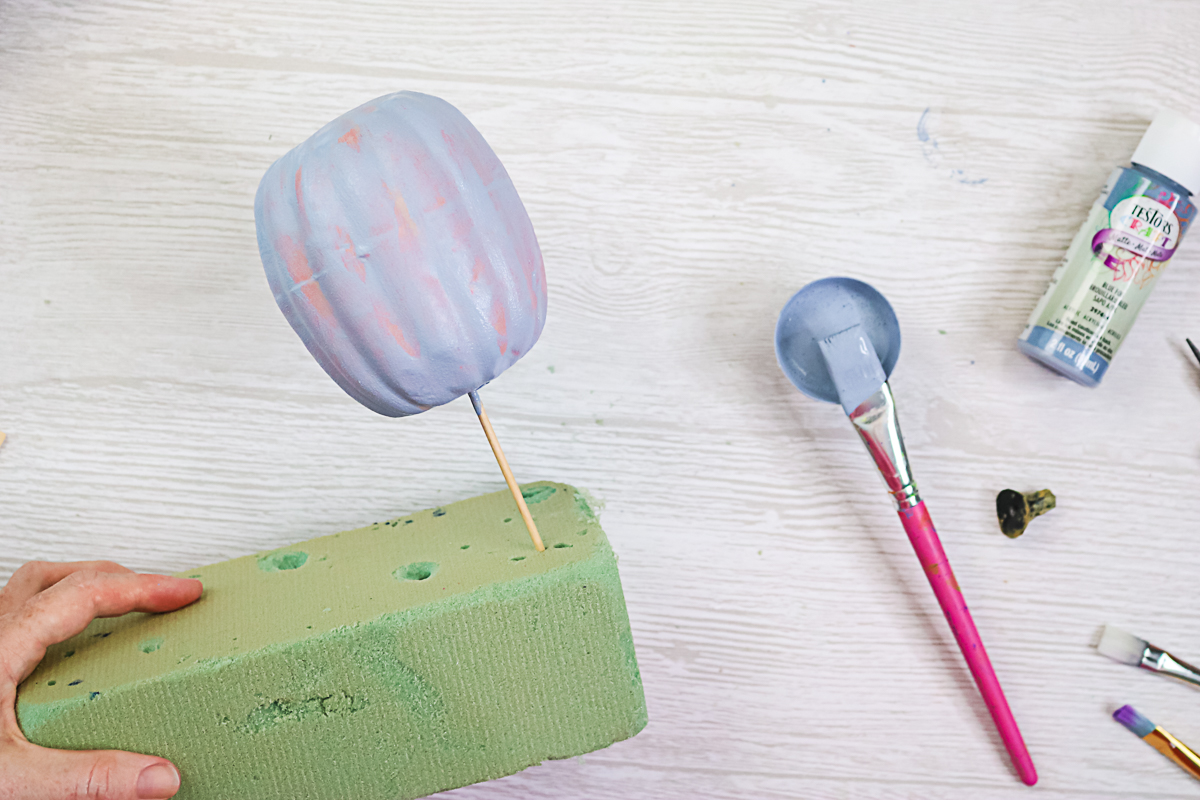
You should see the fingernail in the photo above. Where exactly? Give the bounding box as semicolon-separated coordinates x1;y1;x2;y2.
137;763;180;799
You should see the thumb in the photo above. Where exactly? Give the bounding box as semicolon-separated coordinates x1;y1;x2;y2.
5;739;180;800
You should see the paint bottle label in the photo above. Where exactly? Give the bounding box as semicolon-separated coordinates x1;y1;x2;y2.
1018;166;1196;384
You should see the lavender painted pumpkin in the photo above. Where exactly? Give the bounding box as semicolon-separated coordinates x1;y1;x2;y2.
254;92;547;416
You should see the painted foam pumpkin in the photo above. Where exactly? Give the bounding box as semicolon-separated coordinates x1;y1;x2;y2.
254;91;547;417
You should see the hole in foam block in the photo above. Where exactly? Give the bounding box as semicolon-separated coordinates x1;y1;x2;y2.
258;551;308;572
510;556;526;562
394;562;438;582
47;680;56;686
432;508;446;517
460;545;470;549
140;637;164;654
554;543;573;549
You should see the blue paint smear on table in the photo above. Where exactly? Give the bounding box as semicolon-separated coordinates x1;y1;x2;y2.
917;108;988;185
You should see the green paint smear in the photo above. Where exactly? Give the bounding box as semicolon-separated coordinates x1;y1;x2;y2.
573;492;596;520
258;551;308;573
520;485;556;504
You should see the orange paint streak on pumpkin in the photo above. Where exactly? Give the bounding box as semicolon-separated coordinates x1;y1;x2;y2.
275;233;334;322
276;235;313;283
373;304;420;358
382;181;418;246
294;167;305;211
334;226;367;281
402;138;451;213
338;127;362;152
419;274;446;296
300;281;336;321
490;299;508;337
491;299;508;355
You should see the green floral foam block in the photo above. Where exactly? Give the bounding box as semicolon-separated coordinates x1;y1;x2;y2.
16;482;646;799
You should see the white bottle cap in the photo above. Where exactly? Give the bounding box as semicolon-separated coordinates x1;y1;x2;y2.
1131;108;1200;195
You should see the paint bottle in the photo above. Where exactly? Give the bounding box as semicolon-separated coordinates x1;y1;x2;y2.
1018;110;1200;386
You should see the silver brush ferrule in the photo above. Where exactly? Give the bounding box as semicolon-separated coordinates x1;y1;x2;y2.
846;382;922;510
1141;645;1200;688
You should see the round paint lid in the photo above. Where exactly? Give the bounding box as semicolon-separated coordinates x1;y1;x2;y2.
774;277;901;405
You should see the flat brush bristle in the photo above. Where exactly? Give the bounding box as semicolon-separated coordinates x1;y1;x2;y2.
817;324;887;415
1114;704;1156;738
1097;624;1148;666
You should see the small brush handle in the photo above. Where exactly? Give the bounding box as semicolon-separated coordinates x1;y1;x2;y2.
898;501;1038;787
1146;727;1200;782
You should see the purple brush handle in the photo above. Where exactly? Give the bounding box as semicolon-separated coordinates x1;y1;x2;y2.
898;501;1038;787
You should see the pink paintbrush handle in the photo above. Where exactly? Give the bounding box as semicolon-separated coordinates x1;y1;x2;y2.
898;501;1038;787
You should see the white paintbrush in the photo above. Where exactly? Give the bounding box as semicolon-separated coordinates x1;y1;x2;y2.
1097;624;1200;688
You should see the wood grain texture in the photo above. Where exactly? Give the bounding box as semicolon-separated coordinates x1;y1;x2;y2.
3;0;1200;797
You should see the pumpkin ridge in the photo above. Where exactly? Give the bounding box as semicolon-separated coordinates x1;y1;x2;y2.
259;168;374;409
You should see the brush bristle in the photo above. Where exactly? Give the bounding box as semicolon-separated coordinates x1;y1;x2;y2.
1113;704;1156;738
816;324;887;415
1097;624;1148;666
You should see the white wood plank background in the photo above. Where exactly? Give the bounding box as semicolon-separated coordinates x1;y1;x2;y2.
4;1;1200;797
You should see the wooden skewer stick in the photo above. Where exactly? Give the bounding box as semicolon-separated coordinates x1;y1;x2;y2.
468;390;544;552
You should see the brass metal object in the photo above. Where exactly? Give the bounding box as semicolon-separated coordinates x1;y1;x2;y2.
996;488;1055;538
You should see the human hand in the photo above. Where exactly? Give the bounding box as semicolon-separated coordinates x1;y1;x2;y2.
0;561;203;800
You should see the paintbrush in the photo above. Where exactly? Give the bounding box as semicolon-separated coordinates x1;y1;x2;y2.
816;323;1038;786
1113;705;1200;782
1097;624;1200;687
